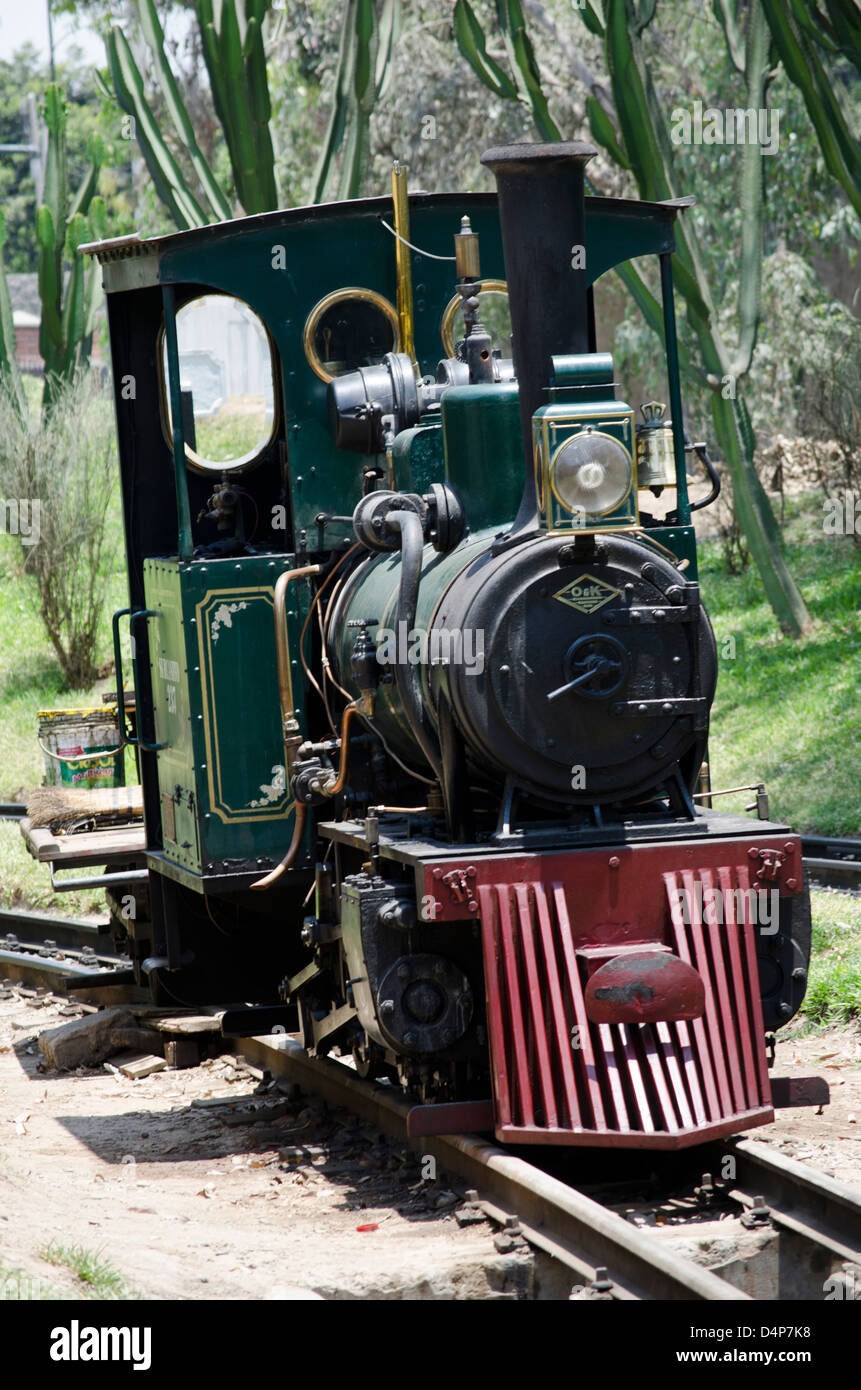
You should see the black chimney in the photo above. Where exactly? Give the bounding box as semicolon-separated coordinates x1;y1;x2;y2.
480;142;596;532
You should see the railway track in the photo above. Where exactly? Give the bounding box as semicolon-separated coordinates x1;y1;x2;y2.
237;1032;861;1302
802;836;861;890
1;901;860;1300
0;906;133;997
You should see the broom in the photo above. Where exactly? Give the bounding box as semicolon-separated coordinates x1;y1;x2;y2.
27;784;144;832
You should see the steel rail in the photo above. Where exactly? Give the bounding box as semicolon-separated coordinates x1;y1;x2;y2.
0;909;132;997
726;1137;861;1261
0;906;118;955
802;836;861;890
238;1033;749;1301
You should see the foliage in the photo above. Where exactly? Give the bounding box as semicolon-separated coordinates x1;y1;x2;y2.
36;86;107;408
452;0;853;635
0;367;121;690
0;46;46;277
803;886;861;1028
761;0;861;217
311;0;401;201
0;43;134;276
40;1243;139;1300
0;83;109;415
103;0;402;226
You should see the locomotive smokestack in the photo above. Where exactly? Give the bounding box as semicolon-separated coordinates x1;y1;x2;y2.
480;142;597;532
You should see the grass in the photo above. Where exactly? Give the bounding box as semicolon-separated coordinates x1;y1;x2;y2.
702;494;861;835
0;528;134;917
39;1243;139;1300
801;887;861;1030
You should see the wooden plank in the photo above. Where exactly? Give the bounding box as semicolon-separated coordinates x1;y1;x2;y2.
148;1014;223;1035
21;818;147;867
114;1051;167;1079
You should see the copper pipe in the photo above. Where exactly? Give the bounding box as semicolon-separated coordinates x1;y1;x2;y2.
251;803;307;891
325;704;359;797
252;707;358;892
255;563;321;895
274;564;322;732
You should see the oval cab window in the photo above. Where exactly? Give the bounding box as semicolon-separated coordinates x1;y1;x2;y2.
304;289;399;382
441;279;510;358
163;295;276;472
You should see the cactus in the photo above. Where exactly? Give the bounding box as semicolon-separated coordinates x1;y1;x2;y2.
196;0;279;215
452;0;814;636
453;0;560;139
312;0;402;202
0;212;27;417
106;0;278;223
36;88;105;407
107;0;401;224
761;0;861;216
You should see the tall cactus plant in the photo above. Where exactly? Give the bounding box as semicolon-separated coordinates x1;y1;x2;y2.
454;0;813;638
312;0;402;202
37;86;106;408
196;0;279;215
106;0;401;227
760;0;861;216
0;212;27;418
0;86;105;416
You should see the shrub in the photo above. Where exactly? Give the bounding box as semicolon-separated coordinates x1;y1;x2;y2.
0;367;121;689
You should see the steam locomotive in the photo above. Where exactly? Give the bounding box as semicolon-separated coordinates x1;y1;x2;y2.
85;142;812;1148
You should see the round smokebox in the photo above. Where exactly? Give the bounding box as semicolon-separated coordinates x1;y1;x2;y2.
435;533;717;803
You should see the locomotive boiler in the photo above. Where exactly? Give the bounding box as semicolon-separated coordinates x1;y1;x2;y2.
85;141;813;1148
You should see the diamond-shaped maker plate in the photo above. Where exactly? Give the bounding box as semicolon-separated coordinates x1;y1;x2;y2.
553;572;621;614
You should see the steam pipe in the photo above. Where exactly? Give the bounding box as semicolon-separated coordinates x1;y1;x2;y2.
480;143;597;533
384;510;444;786
250;803;307;891
274;563;322;754
252;563;322;892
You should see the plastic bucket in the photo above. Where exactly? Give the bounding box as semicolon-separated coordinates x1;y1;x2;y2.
37;707;122;790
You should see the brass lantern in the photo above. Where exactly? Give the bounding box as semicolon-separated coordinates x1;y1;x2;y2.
635;401;677;493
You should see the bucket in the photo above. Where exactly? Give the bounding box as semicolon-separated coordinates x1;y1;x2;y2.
37;707;122;790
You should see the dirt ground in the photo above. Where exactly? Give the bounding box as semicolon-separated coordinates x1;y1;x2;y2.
1;981;859;1302
0;986;524;1301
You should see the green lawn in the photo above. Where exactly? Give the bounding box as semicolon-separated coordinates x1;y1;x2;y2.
0;530;132;917
702;496;861;836
802;887;861;1030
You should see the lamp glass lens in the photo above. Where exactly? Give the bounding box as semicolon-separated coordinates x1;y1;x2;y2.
551;432;632;515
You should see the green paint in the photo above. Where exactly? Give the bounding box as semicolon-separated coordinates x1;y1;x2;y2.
143;553;311;881
441;382;522;533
